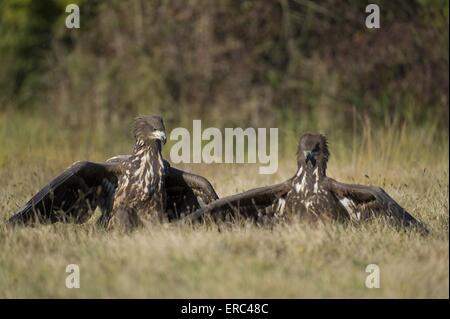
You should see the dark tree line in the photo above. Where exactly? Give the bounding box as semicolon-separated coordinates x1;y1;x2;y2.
0;0;448;129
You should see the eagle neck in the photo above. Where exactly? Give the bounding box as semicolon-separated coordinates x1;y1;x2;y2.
133;139;162;157
296;162;326;178
292;163;325;194
131;140;164;176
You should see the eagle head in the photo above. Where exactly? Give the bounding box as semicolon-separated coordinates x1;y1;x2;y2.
297;133;329;169
133;115;167;146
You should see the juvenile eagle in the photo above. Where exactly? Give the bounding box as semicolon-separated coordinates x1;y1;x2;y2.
187;133;428;233
7;115;218;230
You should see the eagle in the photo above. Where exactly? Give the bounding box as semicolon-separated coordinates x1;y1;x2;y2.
7;115;218;230
186;133;428;234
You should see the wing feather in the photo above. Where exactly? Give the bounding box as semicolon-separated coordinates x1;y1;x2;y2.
7;161;119;225
185;180;292;222
165;166;219;219
325;177;429;234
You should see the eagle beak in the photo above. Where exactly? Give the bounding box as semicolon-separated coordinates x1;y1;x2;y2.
152;131;167;144
304;150;313;163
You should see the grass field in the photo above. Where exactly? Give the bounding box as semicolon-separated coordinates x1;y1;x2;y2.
0;112;448;298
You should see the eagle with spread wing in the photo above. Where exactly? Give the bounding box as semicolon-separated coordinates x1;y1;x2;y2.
7;115;218;230
187;133;428;234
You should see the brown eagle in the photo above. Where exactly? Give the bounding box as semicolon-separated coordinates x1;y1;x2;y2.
187;133;428;234
7;115;218;230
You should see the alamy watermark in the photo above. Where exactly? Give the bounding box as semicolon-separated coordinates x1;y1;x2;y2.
365;264;380;289
65;3;381;30
65;4;80;29
169;120;278;175
65;264;80;289
365;4;380;29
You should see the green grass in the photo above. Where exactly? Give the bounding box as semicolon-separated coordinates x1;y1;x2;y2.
0;111;448;298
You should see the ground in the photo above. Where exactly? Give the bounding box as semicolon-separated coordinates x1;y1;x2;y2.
0;113;448;298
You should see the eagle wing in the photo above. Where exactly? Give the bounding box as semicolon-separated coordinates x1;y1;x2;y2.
7;161;120;225
185;180;292;222
324;177;429;234
164;165;219;219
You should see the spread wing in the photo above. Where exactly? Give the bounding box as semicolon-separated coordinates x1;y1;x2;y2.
7;161;120;225
165;165;219;219
325;178;429;234
185;180;292;222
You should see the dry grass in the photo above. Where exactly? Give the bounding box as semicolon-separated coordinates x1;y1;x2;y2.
0;112;448;298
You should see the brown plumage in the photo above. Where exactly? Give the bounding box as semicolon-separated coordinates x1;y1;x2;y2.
187;133;428;234
7;115;218;230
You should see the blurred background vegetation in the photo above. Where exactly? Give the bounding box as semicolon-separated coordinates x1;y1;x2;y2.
0;0;448;155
